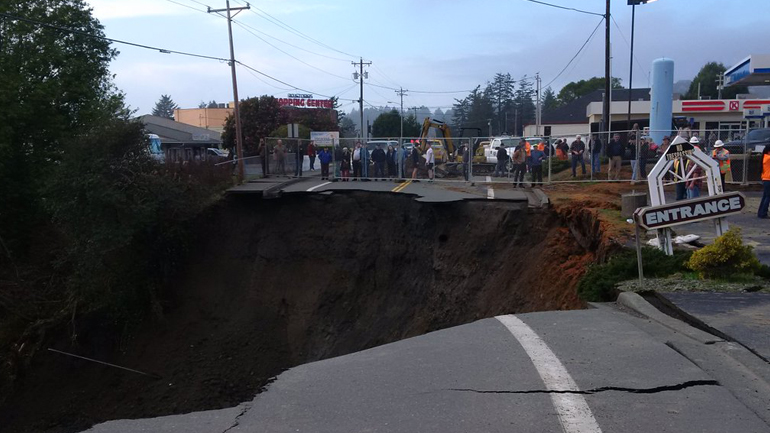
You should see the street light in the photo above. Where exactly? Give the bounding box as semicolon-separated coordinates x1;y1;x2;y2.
626;0;657;181
626;0;658;133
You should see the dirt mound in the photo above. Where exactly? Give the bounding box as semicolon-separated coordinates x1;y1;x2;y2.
1;192;608;433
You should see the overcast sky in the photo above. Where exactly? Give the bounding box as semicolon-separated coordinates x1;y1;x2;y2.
86;0;770;115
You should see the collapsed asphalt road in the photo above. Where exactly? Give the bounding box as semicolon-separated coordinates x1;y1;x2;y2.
82;306;770;433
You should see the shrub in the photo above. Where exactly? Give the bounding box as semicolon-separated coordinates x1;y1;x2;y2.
687;228;761;279
578;247;692;302
548;158;570;174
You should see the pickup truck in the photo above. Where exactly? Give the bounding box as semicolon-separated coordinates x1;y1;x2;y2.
724;128;770;154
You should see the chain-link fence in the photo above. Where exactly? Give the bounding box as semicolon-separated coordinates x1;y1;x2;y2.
234;128;763;186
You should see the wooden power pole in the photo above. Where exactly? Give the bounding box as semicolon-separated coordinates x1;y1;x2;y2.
209;1;250;182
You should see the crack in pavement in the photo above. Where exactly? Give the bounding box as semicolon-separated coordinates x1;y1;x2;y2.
221;404;251;433
445;380;720;395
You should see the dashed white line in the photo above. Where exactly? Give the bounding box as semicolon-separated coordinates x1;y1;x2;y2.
306;181;332;192
487;187;495;200
495;315;603;433
486;175;492;183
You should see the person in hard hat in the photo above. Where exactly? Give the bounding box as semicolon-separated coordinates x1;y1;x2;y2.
689;136;701;150
759;146;770;219
711;140;731;187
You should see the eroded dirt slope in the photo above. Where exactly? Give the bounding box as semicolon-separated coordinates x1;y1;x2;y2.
1;192;606;433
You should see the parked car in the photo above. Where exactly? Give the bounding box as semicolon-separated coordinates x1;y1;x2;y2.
724;128;770;154
206;148;229;160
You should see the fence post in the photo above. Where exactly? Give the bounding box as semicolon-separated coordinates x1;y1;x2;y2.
742;123;749;185
548;139;552;184
469;137;474;182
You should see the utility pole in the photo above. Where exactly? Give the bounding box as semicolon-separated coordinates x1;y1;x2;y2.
716;73;724;100
395;88;408;144
627;2;636;133
209;1;250;182
535;73;542;136
352;57;371;140
603;0;611;142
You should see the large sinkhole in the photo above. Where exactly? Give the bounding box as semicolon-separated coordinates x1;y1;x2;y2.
3;191;598;433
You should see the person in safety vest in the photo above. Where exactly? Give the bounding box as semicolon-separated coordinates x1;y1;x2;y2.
759;146;770;219
711;140;731;187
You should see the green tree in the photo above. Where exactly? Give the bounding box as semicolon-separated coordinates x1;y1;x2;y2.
403;115;421;138
152;94;178;118
372;109;402;137
513;76;536;136
542;86;559;116
0;0;125;255
490;73;515;134
222;96;285;154
684;62;748;100
340;117;356;138
557;77;623;105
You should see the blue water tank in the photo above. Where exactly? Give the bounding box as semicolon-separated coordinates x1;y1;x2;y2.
650;58;674;145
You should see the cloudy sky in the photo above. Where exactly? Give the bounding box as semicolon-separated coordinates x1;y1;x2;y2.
85;0;770;115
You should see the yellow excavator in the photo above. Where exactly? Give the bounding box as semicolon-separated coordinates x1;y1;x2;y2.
418;118;455;161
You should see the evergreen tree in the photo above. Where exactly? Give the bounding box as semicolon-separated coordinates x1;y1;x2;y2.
152;95;178;118
513;76;536;136
490;73;515;134
542;87;559;116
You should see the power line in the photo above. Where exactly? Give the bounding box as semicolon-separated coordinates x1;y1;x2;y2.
610;15;650;87
0;11;230;63
232;0;360;60
236;60;355;101
410;89;474;94
232;21;352;81
232;19;351;62
186;0;213;8
3;10;357;106
165;0;210;14
544;17;604;88
521;0;604;17
371;64;402;88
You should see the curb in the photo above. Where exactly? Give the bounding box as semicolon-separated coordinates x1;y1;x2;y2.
616;292;723;344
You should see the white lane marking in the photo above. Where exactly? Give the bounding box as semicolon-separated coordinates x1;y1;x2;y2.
487;187;495;200
306;181;332;192
496;315;602;433
486;175;492;183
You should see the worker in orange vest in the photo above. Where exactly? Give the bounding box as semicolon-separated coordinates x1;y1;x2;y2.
711;140;731;187
759;146;770;219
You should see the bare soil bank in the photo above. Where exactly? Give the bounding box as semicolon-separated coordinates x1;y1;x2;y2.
1;191;611;433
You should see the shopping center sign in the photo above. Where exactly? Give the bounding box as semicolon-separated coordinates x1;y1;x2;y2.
277;93;333;109
634;192;746;230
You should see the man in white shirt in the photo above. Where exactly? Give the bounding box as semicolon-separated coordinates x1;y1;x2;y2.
352;142;362;179
425;145;435;181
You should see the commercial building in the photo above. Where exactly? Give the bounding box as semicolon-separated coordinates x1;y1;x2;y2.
174;103;233;134
525;89;770;141
140;115;223;162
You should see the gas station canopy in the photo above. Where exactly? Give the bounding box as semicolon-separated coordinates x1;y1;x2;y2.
725;55;770;87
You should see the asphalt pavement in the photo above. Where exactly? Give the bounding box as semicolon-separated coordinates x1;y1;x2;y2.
82;306;770;433
228;172;541;206
660;292;770;361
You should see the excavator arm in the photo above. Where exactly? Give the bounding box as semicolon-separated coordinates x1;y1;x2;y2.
418;118;455;160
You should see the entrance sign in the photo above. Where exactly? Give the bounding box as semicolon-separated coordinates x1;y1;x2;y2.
647;135;728;255
635;192;745;230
